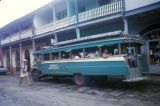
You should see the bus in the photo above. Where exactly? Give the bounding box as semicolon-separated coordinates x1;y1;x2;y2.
31;37;147;86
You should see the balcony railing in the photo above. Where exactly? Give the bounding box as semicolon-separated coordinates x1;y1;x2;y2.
1;36;10;45
10;33;20;42
21;29;33;39
35;23;54;35
34;0;123;36
78;0;123;22
55;16;76;29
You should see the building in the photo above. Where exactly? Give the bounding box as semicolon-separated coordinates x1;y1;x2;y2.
0;0;160;74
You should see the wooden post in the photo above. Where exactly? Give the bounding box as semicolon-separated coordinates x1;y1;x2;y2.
118;44;122;55
19;43;22;65
59;52;61;60
83;49;85;58
9;45;13;73
98;46;102;57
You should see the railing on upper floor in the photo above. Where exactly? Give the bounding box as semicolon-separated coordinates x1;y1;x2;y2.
35;23;54;35
20;29;33;39
1;36;10;45
34;0;123;36
78;0;123;22
10;33;20;42
55;16;77;29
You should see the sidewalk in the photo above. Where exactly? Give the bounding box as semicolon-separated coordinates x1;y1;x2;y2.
142;74;160;84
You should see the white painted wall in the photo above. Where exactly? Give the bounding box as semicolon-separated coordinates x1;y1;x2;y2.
125;0;160;11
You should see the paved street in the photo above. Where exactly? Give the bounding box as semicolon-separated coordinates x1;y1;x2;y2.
0;74;160;106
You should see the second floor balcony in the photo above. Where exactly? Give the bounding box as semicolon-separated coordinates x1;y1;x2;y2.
20;29;33;39
1;29;33;45
1;36;10;45
35;0;123;36
10;33;20;42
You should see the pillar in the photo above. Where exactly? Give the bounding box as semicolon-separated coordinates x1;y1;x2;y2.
123;17;128;35
19;43;22;64
9;45;13;73
118;44;122;55
75;27;80;39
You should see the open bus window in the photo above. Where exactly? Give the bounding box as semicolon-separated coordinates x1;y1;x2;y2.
71;49;83;59
52;52;59;60
85;47;100;58
114;49;119;55
61;51;70;59
101;45;114;55
34;54;42;61
43;54;50;61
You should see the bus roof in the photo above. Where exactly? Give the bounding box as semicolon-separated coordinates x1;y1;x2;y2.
33;37;143;55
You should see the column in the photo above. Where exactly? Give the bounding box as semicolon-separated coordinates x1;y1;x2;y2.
118;44;122;55
146;41;150;65
52;5;56;27
75;27;80;39
67;0;70;17
19;42;22;64
9;45;13;73
32;39;35;52
123;17;128;35
54;32;58;46
75;0;79;23
98;47;102;57
0;48;3;66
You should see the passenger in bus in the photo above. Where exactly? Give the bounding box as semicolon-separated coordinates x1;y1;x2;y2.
86;51;96;58
75;55;80;59
79;52;84;58
102;49;110;58
71;54;80;59
95;50;100;57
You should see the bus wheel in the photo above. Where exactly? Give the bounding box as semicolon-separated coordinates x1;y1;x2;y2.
73;74;88;86
31;70;40;82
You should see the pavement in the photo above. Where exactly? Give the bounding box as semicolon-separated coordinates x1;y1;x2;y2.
0;73;160;106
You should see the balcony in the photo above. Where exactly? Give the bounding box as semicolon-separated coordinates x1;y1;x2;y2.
1;36;10;45
21;29;33;39
78;0;123;22
35;23;54;35
34;0;123;36
55;16;76;29
10;33;20;42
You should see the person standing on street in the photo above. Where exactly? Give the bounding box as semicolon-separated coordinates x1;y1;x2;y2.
19;59;32;85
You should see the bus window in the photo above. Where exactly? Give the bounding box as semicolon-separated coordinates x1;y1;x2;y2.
85;47;100;58
71;49;83;59
34;54;42;61
52;52;59;60
43;53;50;61
61;51;70;59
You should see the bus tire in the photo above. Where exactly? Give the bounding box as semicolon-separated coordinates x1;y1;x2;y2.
31;69;41;82
73;74;89;86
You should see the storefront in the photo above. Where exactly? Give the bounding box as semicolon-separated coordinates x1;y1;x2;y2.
143;29;160;74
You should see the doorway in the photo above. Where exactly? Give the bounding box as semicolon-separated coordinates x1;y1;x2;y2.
15;50;20;71
24;49;31;72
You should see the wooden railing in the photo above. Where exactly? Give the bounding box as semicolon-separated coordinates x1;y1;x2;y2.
55;16;76;29
10;33;20;42
21;29;33;39
34;0;123;36
35;23;54;35
78;0;123;22
1;36;10;45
